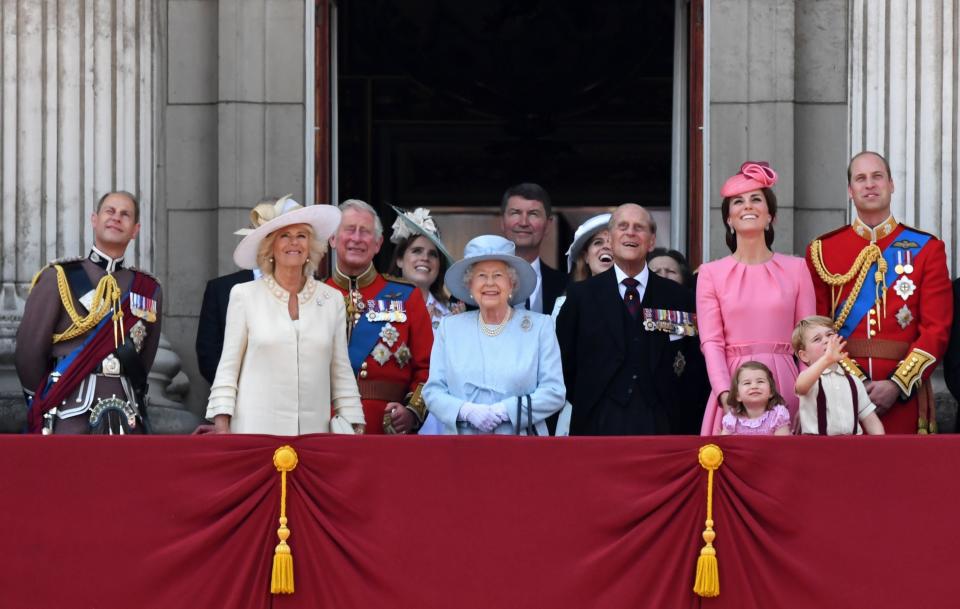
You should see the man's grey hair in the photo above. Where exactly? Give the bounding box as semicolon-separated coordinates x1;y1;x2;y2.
339;199;383;238
608;203;657;235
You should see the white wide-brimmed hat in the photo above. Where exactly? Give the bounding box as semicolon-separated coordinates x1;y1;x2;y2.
232;195;341;269
389;205;454;265
444;235;537;307
564;213;612;272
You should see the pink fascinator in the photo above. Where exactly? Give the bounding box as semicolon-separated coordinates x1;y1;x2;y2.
720;161;778;198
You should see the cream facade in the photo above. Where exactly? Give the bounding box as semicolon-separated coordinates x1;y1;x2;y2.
1;0;957;427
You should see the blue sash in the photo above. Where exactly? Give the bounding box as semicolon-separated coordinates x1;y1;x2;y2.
837;227;931;337
348;281;414;374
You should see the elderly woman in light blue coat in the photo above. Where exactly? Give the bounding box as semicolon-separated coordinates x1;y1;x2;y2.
423;235;565;435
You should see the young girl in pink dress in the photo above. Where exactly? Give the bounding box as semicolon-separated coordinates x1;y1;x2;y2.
698;161;816;435
720;361;791;436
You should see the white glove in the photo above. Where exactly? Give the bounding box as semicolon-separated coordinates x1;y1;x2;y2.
459;402;509;433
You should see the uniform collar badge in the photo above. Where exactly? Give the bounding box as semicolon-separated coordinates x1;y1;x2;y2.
89;246;124;273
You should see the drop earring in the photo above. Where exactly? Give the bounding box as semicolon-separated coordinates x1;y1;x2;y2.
728;224;734;235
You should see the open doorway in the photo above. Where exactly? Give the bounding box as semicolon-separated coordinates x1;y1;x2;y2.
318;1;701;267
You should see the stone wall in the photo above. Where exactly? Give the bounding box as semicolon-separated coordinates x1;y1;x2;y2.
1;0;160;427
708;0;849;262
159;0;308;414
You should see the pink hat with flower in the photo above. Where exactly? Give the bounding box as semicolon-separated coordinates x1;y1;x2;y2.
720;161;778;198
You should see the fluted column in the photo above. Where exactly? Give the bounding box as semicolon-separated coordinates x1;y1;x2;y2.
849;0;959;273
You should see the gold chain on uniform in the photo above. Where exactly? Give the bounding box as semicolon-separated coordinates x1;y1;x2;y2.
809;240;887;331
42;265;124;345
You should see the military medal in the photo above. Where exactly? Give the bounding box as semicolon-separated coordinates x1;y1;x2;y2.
642;309;656;331
371;343;391;366
379;323;399;347
394;344;412;368
894;251;904;275
903;251;914;274
893;275;916;301
895;304;914;329
673;351;686;376
129;320;147;352
130;292;157;322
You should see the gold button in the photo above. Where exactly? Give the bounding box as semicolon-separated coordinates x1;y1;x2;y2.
360;370;368;379
911;356;919;362
361;362;368;370
869;330;877;337
869;318;876;325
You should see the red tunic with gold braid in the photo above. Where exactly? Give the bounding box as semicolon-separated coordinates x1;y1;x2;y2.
327;264;433;434
805;216;952;433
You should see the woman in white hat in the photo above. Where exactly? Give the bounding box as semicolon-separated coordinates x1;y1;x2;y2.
386;206;464;331
549;213;613;319
422;235;565;435
206;196;366;435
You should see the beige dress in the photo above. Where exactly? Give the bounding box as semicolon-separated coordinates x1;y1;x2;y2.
206;275;364;435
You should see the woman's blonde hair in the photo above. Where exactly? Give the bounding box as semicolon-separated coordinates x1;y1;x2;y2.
257;223;327;277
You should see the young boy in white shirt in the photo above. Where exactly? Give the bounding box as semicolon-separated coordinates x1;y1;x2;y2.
792;316;885;435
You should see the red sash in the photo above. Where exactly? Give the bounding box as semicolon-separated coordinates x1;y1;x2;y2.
27;272;159;433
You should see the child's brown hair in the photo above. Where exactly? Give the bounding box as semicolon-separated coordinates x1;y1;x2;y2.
791;315;835;354
727;361;786;415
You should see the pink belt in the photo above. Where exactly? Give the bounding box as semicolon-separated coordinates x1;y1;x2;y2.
724;342;794;357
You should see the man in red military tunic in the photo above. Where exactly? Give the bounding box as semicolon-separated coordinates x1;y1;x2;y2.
805;151;952;433
326;199;433;434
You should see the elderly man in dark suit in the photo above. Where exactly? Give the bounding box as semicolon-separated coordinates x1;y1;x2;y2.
194;199;276;384
556;203;701;435
499;183;567;314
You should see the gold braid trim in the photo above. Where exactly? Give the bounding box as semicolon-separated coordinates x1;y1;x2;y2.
809;240;887;330
50;265;123;344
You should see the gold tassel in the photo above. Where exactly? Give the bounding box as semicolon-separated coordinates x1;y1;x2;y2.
693;444;724;598
271;445;299;595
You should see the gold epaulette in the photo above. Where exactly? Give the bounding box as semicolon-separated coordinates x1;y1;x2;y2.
839;357;866;380
383;274;415;287
891;348;935;397
29;257;84;291
127;265;159;283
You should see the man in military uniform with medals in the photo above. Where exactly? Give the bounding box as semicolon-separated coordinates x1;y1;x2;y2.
805;151;952;433
326;199;433;434
15;191;163;434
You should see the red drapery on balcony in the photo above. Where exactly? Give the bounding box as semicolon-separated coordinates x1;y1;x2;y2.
0;434;955;608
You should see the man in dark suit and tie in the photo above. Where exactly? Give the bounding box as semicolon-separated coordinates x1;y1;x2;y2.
556;203;700;435
499;183;568;314
194;199;276;383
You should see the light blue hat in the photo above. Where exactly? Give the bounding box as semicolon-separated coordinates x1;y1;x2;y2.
444;235;538;306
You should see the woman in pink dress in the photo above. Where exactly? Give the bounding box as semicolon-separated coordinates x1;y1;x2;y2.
698;162;815;435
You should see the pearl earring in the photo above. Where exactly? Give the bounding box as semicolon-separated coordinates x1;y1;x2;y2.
728;224;734;235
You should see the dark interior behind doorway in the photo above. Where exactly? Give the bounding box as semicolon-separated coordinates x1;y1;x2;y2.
337;1;675;214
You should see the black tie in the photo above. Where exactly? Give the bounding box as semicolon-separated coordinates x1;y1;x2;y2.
622;277;640;318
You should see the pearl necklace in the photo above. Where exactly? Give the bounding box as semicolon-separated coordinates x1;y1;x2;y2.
478;308;512;337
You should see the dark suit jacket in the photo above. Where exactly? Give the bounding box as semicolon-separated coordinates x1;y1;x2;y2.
195;269;255;384
555;267;701;435
539;260;568;315
945;278;960;432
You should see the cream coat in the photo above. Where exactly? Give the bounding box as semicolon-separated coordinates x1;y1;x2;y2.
206;276;364;435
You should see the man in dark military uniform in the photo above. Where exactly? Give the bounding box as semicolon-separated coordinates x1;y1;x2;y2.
326;199;433;434
15;191;162;434
805;151;952;433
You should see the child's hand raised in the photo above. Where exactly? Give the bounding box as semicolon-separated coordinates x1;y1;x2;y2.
823;334;847;365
